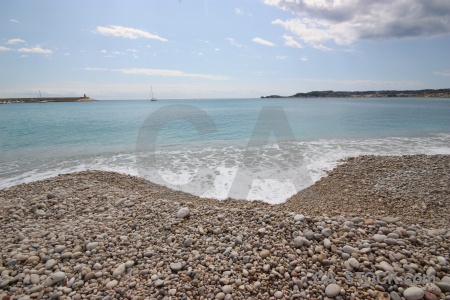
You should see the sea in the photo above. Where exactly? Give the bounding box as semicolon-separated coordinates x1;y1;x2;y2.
1;98;450;204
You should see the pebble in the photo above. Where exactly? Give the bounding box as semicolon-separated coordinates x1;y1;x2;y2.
274;291;283;298
176;207;190;218
403;287;425;300
294;214;305;221
0;162;449;299
105;280;118;289
260;250;271;258
43;272;65;286
342;245;358;254
86;242;98;251
325;283;341;297
170;262;182;271
293;236;303;247
112;263;127;277
222;285;232;294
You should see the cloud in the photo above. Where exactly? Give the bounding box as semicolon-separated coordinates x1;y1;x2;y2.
266;0;450;49
0;46;12;51
300;55;308;61
252;37;275;46
96;25;168;41
100;49;107;53
7;38;26;45
235;8;244;15
226;38;244;47
10;19;19;23
18;45;53;54
127;49;138;53
83;67;230;80
434;70;450;77
276;55;288;59
282;35;302;48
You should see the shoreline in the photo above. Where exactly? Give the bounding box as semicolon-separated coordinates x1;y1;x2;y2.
1;154;449;299
0;97;96;104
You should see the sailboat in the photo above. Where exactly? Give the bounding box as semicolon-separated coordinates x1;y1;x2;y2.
38;90;48;103
150;86;157;101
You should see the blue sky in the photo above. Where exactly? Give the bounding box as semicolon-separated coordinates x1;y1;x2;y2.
1;0;450;99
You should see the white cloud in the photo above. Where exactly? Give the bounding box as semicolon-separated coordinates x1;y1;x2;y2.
127;49;138;53
266;0;450;49
64;52;70;56
252;37;275;46
10;19;19;23
96;25;168;42
235;8;244;15
434;70;450;77
276;55;288;59
0;46;12;51
100;49;107;53
18;45;53;54
282;35;302;48
83;67;109;71
7;38;26;45
226;38;244;47
300;55;308;61
83;67;230;80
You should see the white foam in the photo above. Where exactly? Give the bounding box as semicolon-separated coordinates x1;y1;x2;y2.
2;133;450;204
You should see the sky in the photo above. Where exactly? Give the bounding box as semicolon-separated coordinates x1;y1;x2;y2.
1;0;450;100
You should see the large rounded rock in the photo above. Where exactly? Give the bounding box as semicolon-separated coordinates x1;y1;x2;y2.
170;262;182;272
403;287;424;300
43;272;65;286
113;263;127;277
325;283;341;297
176;207;190;218
293;236;303;248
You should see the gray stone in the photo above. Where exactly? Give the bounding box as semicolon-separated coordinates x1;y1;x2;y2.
342;245;357;254
105;280;118;289
294;214;304;221
176;207;190;218
293;236;303;248
390;291;401;300
43;272;65;286
170;262;182;272
45;259;57;269
113;263;127;277
321;228;332;237
436;282;450;292
304;231;314;240
54;245;66;253
403;286;424;300
348;257;360;269
222;285;232;294
260;250;270;258
325;283;341;297
274;291;283;299
373;234;387;242
86;242;98;251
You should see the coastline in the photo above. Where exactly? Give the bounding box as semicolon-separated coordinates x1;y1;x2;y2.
0;97;96;104
0;154;449;299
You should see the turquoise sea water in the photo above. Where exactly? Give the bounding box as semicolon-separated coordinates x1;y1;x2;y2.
1;98;450;203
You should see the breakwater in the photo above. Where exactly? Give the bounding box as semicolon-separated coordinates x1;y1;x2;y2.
0;96;96;103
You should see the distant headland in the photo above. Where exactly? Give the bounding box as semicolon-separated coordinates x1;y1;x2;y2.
0;94;96;104
261;88;450;99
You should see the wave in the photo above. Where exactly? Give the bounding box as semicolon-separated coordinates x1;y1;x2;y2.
1;133;450;204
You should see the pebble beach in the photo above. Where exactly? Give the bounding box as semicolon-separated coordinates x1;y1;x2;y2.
1;154;449;300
